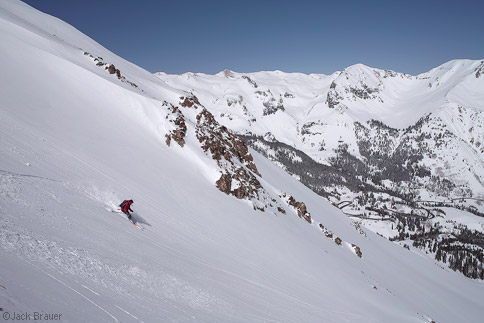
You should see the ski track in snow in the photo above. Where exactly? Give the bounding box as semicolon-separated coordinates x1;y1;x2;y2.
39;269;120;323
0;171;237;322
115;305;143;323
0;168;377;322
2;249;120;323
82;285;100;296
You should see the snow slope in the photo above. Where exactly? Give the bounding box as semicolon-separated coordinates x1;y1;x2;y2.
1;1;483;322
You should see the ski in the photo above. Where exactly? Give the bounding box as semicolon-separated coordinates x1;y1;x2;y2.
131;221;144;230
107;208;144;230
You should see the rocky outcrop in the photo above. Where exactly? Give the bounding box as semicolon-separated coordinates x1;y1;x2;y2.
280;193;312;224
215;167;263;201
215;173;231;195
326;85;345;110
319;224;362;257
196;109;260;176
287;196;311;224
107;64;119;76
195;108;270;206
326;81;381;109
335;237;343;246
224;95;256;123
351;221;367;237
83;51;140;89
180;95;201;108
279;193;364;256
242;75;258;88
319;224;343;246
349;84;380;100
255;90;285;116
475;61;484;78
351;244;362;258
161;96;281;213
164;102;187;147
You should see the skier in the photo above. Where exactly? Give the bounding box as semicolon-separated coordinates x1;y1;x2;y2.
119;199;134;220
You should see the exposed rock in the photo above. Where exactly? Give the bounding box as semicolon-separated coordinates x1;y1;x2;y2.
214;167;263;201
326;88;343;109
255;90;285;116
107;64;117;75
180;95;201;108
327;76;384;109
232;167;262;199
242;75;258;88
351;221;367;237
223;69;234;78
349;84;380;100
226;95;243;107
285;195;312;224
83;50;140;89
215;173;232;194
279;193;312;223
475;61;484;78
164;103;187;147
162;100;280;212
319;223;333;239
351;244;362;258
277;206;286;214
196;109;261;177
384;70;397;78
195;108;269;204
319;224;343;246
263;97;285;116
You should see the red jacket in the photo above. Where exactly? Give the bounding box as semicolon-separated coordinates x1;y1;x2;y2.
121;200;133;213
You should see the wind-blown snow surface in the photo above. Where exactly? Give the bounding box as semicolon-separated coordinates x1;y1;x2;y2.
0;1;483;322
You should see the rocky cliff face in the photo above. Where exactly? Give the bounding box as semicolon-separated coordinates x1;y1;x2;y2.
195;107;263;201
162;95;285;214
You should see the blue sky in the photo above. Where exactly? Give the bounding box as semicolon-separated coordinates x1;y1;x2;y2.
23;0;484;75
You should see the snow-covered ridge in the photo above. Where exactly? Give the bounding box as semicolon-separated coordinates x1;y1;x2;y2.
155;56;484;200
1;1;484;322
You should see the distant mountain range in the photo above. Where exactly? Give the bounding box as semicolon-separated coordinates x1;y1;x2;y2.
156;60;484;279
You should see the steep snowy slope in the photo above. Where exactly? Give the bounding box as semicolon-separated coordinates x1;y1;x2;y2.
1;1;483;322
